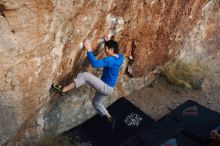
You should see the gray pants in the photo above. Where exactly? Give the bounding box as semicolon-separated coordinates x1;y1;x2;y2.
74;72;113;116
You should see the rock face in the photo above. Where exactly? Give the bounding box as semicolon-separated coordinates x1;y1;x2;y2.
0;0;219;145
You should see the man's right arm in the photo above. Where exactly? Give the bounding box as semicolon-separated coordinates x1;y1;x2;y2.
83;39;110;68
87;51;109;68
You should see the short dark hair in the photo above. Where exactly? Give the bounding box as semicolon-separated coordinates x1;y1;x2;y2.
105;40;119;54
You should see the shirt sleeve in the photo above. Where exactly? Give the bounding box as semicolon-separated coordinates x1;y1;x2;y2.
87;51;109;68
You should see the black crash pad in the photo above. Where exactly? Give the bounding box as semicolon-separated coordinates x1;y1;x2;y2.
174;133;202;146
137;125;202;146
137;125;175;146
160;133;202;146
161;100;220;143
63;97;156;146
119;135;145;146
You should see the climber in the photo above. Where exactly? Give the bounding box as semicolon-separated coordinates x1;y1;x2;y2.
52;37;124;130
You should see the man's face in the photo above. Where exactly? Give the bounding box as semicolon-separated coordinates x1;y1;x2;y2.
105;46;114;56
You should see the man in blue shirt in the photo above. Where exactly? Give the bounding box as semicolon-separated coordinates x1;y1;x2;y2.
53;38;124;127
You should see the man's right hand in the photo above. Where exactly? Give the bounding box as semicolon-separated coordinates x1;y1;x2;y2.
83;39;92;52
104;33;112;41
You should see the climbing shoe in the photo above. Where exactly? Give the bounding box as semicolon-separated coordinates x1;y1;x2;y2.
52;84;67;96
108;117;116;131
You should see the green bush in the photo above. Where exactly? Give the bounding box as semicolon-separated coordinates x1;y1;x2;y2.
159;59;208;90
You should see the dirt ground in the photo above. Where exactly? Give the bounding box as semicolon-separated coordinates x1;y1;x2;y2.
126;77;220;121
126;49;220;120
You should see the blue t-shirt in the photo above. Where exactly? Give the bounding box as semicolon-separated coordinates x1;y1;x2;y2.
87;51;124;87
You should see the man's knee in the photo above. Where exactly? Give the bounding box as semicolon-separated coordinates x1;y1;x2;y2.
82;72;91;76
81;72;92;79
